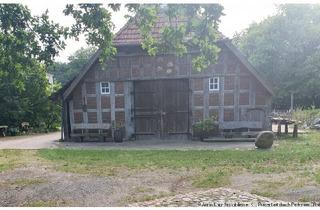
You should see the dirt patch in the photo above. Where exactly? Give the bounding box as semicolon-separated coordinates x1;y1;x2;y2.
0;163;198;206
2;163;320;206
230;170;320;202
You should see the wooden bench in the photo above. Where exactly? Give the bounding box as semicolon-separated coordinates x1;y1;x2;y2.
219;122;263;138
21;122;30;133
0;125;8;137
222;127;262;138
272;117;299;137
71;129;112;142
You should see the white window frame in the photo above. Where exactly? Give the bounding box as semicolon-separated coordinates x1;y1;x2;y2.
100;82;110;94
209;77;219;91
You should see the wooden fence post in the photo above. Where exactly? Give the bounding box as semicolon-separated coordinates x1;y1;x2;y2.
293;124;298;138
277;123;281;136
285;123;288;135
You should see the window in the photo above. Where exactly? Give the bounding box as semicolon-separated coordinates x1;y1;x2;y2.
209;77;219;91
100;82;110;94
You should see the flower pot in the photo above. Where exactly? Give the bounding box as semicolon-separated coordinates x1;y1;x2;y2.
114;127;124;143
192;126;208;141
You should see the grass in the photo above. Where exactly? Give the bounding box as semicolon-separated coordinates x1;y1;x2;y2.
0;150;36;172
292;107;320;126
123;192;172;204
314;171;320;184
254;180;286;189
288;174;313;189
37;132;320;177
2;132;320;199
298;196;314;202
13;178;48;186
192;169;231;188
24;199;67;207
133;187;155;193
250;180;284;198
251;189;278;199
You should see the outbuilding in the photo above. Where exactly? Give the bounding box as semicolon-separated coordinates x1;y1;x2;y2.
57;15;273;141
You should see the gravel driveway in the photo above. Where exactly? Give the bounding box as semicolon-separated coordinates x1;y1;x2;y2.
0;132;61;149
0;132;255;150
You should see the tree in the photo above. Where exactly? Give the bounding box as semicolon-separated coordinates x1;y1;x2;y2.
48;47;96;85
63;4;120;62
233;4;320;109
0;4;66;129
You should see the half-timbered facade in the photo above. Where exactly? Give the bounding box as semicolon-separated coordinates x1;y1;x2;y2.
58;15;273;141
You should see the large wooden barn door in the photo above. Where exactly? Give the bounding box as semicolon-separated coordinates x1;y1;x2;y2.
134;79;189;138
161;79;189;137
134;80;161;137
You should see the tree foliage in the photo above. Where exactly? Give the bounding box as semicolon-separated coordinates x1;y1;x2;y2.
63;4;120;62
63;4;224;70
0;4;65;130
126;4;224;71
233;4;320;109
48;47;96;85
0;5;67;65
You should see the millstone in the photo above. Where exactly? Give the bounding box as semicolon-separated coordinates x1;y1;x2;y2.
255;131;274;149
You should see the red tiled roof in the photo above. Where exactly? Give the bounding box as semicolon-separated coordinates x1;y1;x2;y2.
113;13;187;46
113;13;226;46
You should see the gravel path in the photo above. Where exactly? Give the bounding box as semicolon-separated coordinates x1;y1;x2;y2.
0;132;60;149
0;132;255;150
129;188;283;207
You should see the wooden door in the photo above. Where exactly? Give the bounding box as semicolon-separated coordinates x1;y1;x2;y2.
161;79;189;137
134;80;161;137
134;79;189;138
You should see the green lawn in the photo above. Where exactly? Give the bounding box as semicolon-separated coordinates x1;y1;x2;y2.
37;132;320;175
0;150;36;172
2;132;320;191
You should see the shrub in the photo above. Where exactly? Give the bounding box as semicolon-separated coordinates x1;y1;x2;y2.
193;115;219;140
292;106;320;126
7;127;20;136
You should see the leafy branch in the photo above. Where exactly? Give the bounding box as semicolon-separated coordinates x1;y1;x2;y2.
125;4;224;71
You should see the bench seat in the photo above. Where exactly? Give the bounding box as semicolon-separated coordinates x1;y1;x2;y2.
71;129;112;142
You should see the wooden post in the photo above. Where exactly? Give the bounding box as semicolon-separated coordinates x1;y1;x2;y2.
60;124;64;141
293;124;298;138
285;123;288;135
277;123;281;136
62;101;70;141
290;92;294;112
60;104;64;141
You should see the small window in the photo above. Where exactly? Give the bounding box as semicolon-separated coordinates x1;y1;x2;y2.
100;82;110;94
209;77;219;91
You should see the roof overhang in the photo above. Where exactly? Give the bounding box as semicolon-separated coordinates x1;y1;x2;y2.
62;49;102;100
221;40;274;96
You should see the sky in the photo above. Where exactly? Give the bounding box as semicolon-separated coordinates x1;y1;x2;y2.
24;2;277;62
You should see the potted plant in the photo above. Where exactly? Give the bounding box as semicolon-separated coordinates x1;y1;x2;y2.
192;115;219;140
112;121;125;143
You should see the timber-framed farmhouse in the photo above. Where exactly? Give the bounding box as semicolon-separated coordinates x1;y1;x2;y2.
56;14;273;141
